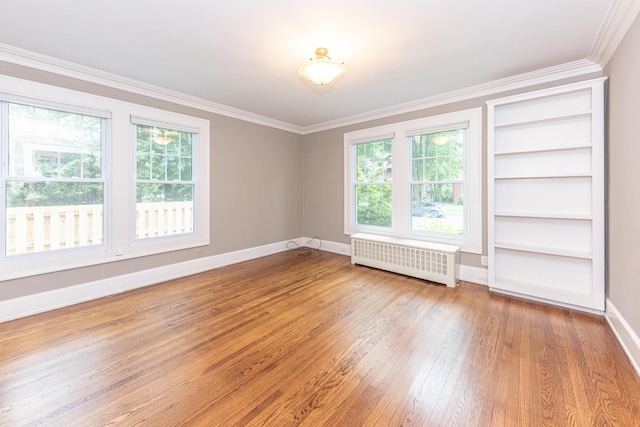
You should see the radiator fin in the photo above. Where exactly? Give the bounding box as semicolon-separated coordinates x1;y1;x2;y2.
351;233;459;287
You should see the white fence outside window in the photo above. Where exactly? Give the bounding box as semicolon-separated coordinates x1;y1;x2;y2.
6;202;193;255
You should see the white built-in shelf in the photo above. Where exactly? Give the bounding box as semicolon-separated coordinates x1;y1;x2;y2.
493;212;592;220
494;242;592;259
494;173;592;180
491;276;589;300
493;144;592;156
493;111;592;129
487;78;605;311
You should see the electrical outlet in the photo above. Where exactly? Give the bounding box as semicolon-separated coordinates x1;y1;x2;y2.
481;256;488;266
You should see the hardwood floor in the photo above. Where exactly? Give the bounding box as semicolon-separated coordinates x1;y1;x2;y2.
1;249;639;426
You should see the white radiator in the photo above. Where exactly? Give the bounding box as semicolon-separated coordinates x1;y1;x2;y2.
350;233;460;287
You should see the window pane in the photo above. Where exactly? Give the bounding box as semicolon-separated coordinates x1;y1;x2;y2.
356;184;392;227
410;128;465;236
135;183;194;239
8;103;103;178
136;125;193;182
152;154;167;180
411;183;463;235
179;134;192;157
167;157;180;181
5;104;105;256
6;181;104;255
137;154;150;180
181;158;192;181
135;124;195;240
354;137;392;228
356;138;392;183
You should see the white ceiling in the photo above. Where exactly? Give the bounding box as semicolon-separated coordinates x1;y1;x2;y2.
0;1;616;129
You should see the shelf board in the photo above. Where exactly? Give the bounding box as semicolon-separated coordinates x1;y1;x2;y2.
494;172;591;180
494;242;592;259
493;144;592;156
490;276;593;301
493;212;592;220
493;111;592;129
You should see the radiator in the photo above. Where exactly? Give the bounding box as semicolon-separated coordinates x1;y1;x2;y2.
350;233;460;287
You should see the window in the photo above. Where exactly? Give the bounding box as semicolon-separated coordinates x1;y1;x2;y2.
410;127;465;235
355;138;392;228
4;102;107;255
344;108;482;253
0;75;209;280
134;123;195;240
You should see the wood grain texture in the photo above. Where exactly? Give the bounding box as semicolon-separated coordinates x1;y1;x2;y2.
1;250;639;426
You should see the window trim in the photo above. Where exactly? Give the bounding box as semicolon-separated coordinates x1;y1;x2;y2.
131;118;200;244
0;75;210;280
344;108;482;253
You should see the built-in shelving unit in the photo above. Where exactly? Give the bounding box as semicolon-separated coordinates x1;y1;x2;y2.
486;78;606;311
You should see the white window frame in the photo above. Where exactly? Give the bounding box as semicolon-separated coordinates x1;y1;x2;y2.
344;108;482;253
0;75;210;280
131;117;200;243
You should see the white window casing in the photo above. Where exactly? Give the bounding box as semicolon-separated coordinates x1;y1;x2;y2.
0;74;210;280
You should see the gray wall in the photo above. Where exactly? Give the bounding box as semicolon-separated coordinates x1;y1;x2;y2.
605;14;640;340
301;74;603;269
0;62;303;301
0;55;613;305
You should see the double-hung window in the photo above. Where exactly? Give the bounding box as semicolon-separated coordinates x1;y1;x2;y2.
344;108;482;253
3;101;108;255
134;121;196;240
409;126;465;235
0;75;209;280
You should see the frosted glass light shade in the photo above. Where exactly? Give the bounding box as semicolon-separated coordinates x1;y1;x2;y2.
298;48;345;85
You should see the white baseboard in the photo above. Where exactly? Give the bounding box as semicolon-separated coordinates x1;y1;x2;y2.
458;265;488;286
0;238;304;323
0;236;485;323
605;298;640;377
304;237;351;256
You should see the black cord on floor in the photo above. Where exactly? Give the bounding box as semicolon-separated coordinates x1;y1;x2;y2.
286;236;322;257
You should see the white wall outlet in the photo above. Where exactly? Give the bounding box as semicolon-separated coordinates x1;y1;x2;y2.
481;255;488;266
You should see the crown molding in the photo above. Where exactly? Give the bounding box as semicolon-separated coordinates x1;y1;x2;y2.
301;59;602;134
0;43;604;136
589;0;640;67
0;43;304;134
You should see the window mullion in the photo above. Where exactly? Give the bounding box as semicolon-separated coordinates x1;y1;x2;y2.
393;130;408;234
110;109;133;257
0;101;7;257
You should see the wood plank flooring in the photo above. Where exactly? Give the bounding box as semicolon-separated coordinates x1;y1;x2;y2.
1;249;639;426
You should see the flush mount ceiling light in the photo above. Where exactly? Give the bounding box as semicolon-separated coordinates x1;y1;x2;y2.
297;47;346;85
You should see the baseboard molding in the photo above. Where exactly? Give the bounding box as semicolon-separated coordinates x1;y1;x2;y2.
0;236;486;323
458;265;488;286
306;237;350;256
605;298;640;376
0;238;306;323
